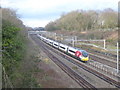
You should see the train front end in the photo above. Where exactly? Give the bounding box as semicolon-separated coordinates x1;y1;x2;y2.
75;50;89;62
81;50;89;61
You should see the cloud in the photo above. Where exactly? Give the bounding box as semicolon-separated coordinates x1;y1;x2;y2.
1;0;119;27
2;0;118;12
22;18;52;27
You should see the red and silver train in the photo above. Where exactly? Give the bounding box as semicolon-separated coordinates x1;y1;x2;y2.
37;34;89;62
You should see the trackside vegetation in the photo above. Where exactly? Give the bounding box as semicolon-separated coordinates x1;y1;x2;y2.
2;8;39;88
2;19;24;75
45;8;118;31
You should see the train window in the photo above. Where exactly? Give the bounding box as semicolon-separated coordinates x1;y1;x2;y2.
82;51;88;57
54;44;58;46
60;46;65;49
69;50;75;53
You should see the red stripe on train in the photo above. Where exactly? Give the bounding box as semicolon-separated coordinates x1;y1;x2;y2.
75;51;82;57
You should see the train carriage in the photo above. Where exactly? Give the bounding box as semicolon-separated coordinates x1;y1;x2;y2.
68;47;89;61
47;39;54;46
53;41;59;48
37;34;89;62
59;43;68;52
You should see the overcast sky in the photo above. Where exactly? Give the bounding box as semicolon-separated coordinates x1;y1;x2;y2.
1;0;119;28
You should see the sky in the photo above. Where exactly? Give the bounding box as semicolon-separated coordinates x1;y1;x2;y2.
1;0;119;28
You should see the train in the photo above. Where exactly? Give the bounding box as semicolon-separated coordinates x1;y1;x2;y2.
37;34;89;62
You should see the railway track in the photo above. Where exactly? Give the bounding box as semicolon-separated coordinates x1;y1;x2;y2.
42;34;118;70
51;49;120;88
79;46;118;59
89;54;117;68
77;46;118;68
31;35;97;89
47;36;118;71
63;42;117;69
31;35;120;88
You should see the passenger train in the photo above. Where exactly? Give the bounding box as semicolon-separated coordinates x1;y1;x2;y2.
37;34;89;62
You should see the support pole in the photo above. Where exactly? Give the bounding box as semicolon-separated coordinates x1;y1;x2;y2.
72;37;74;47
54;33;57;41
75;36;77;46
60;34;63;42
117;42;119;73
104;39;106;49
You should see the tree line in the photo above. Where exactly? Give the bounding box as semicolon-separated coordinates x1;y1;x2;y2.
2;8;28;87
45;8;118;31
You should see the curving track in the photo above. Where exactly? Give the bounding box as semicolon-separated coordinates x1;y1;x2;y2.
89;54;117;68
31;35;97;89
78;47;118;69
31;34;120;88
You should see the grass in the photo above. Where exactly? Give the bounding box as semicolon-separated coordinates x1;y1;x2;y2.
43;58;50;64
106;45;117;50
72;66;78;70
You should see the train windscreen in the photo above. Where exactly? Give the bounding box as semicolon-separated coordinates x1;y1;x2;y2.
82;51;88;57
